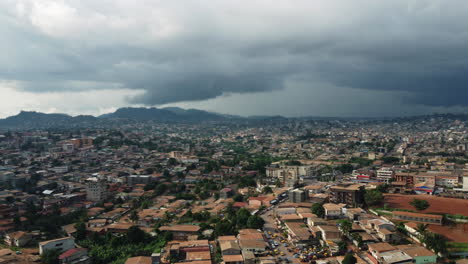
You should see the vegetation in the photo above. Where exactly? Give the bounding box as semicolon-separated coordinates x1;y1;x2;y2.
311;203;325;218
338;219;352;235
349;157;373;167
213;207;265;237
381;156;400;164
78;226;170;264
364;189;384;206
410;198;430;211
342;253;357;264
41;249;61;264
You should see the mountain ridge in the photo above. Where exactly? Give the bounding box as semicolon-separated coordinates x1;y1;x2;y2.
0;108;467;129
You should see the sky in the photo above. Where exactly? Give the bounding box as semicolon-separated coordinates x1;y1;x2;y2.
1;0;468;118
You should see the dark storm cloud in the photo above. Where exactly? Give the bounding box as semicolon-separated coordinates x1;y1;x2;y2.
1;0;468;107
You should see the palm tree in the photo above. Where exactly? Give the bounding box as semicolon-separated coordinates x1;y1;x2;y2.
416;223;428;242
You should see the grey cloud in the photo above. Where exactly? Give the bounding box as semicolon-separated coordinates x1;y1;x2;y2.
1;0;468;109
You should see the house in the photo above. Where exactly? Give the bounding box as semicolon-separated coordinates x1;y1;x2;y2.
223;254;244;264
238;239;266;253
397;245;437;264
159;224;201;240
403;222;422;243
4;231;32;247
284;222;312;247
220;240;241;255
323;203;345;219
39;237;75;255
368;242;396;260
392;211;443;225
58;248;90;264
379;250;413;264
316;225;341;242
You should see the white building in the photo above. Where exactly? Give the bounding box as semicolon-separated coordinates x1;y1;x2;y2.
85;177;109;202
266;165;313;187
39;237;75;255
376;167;394;183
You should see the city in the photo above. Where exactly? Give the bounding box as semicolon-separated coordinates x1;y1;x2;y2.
0;113;466;263
1;1;468;264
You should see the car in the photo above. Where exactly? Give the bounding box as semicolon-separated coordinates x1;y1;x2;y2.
283;243;288;247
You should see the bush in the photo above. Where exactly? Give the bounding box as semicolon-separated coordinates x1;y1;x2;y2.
409;199;430;211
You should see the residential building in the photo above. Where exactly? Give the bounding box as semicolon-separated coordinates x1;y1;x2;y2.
85;177;109;202
329;184;364;206
39;237;75;255
392;211;443;225
288;189;306;203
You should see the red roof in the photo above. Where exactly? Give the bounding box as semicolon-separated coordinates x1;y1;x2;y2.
233;202;247;208
59;248;87;260
249;197;267;201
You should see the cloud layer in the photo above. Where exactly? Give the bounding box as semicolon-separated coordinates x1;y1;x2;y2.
1;0;468;113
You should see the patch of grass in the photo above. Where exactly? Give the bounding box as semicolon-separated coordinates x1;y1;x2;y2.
447;242;468;252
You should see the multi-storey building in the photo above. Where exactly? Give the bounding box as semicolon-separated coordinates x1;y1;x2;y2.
266;165;313;187
85;177;109;202
376;167;394;183
329;184;364;206
288;189;306;203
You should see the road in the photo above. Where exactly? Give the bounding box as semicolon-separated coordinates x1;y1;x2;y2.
261;208;296;263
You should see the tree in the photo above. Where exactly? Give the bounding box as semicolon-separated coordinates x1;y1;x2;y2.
129;210;139;223
338;219;352;235
233;194;244;202
410;199;430;211
376;184;390;193
247;215;265;229
263;186;273;194
127;226;147;243
311;203;325;218
75;222;87;241
168;158;178;166
364;189;384;206
382;157;400;164
423;232;447;255
337;241;347;254
416;223;428;234
351;233;363;248
41;249;61;264
342;253;357;264
236;208;251;228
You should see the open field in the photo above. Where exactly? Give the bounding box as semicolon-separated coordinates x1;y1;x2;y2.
428;224;468;243
384;194;468;216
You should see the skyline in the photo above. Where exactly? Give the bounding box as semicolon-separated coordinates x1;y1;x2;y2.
1;1;468;117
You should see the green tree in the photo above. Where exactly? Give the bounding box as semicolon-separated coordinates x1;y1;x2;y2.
338;219;352;235
75;222;87;241
364;189;384;206
410;199;430;211
311;203;325;218
342;253;357;264
422;232;447;255
41;249;61;264
376;184;390;193
247;215;265;229
233;194;244;202
127;226;147;244
236;208;251;228
337;241;347;254
263;186;273;194
129;210;139;223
